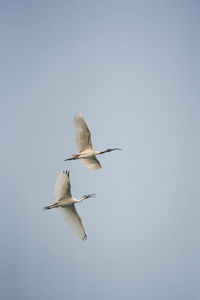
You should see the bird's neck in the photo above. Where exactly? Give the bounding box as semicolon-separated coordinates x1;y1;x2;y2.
73;197;81;203
96;150;107;155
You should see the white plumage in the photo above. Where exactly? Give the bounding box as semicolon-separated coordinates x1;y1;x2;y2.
44;171;95;240
65;113;122;170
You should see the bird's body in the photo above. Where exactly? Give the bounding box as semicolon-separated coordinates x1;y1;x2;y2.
71;149;96;159
65;113;121;170
44;170;95;240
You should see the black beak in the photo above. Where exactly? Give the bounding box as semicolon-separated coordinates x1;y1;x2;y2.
107;148;122;152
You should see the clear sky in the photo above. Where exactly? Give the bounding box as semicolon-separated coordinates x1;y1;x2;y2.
1;1;199;299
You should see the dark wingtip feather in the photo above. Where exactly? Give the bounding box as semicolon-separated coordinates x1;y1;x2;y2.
63;170;70;177
82;234;88;241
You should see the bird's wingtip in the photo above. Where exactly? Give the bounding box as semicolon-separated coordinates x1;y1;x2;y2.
82;234;88;241
63;170;70;177
74;112;82;118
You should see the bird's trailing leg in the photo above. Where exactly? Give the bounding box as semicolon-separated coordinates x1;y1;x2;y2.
64;154;81;161
43;202;59;210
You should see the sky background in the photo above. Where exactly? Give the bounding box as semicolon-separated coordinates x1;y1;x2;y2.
1;0;200;299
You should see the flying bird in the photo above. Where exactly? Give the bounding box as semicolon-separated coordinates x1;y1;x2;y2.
65;113;122;170
44;170;95;240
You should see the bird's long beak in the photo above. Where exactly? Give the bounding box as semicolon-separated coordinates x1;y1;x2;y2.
107;148;122;152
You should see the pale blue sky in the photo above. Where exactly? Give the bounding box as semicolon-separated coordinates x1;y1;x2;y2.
1;1;200;300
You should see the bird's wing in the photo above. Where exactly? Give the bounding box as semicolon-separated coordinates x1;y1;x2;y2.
55;171;72;201
73;113;93;152
60;205;87;240
80;156;102;170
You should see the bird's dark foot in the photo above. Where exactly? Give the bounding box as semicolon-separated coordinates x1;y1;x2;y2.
43;206;51;210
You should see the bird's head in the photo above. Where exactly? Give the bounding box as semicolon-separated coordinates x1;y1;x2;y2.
81;194;96;201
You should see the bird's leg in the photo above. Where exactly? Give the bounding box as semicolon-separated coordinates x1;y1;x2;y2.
65;154;80;161
43;202;59;210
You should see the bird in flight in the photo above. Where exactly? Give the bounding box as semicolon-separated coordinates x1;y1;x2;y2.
44;170;95;240
65;113;122;170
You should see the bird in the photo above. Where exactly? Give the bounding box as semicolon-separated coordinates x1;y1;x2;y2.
65;113;122;170
44;170;95;240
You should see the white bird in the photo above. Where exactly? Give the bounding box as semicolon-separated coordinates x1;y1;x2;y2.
65;113;122;170
44;170;95;240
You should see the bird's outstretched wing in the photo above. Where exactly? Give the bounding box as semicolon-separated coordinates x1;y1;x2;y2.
60;205;87;240
73;113;93;152
81;156;101;170
55;171;72;201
